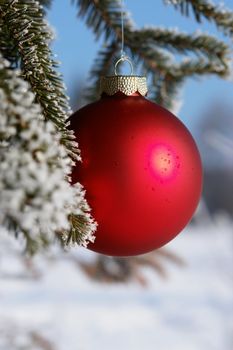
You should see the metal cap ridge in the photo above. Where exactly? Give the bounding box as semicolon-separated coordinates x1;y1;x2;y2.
100;75;148;96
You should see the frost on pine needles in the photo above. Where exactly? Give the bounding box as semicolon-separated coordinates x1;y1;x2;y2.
0;57;96;253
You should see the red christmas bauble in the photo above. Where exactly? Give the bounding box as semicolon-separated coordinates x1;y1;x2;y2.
70;77;202;256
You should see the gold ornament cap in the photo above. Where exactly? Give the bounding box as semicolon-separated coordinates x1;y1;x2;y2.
100;75;148;96
100;56;148;96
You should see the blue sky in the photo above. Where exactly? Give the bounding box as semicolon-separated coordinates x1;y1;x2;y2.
47;0;233;135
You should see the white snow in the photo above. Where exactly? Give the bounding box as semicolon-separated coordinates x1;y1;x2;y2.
0;218;232;350
0;56;96;249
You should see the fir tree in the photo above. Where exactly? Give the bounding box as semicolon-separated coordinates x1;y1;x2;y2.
75;0;232;110
0;0;232;253
0;55;96;253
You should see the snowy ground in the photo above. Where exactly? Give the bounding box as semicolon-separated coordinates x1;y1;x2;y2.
0;217;233;350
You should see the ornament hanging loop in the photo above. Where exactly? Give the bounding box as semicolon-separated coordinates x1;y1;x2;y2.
114;0;134;76
114;56;134;76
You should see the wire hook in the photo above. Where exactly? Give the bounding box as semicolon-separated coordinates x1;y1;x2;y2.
114;56;134;76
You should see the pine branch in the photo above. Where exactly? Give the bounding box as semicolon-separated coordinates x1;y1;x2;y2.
162;54;229;110
0;10;19;67
75;0;181;103
74;0;231;108
0;1;97;250
0;55;96;253
0;0;78;160
133;28;229;61
149;74;184;112
0;55;72;253
164;0;233;36
84;41;119;101
171;57;229;77
38;0;52;8
128;40;229;108
148;56;229;110
73;0;134;40
63;183;97;249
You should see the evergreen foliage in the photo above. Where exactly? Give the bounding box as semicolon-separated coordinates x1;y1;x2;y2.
74;0;232;110
0;0;77;159
165;0;233;36
0;0;232;253
0;0;97;253
0;55;95;253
